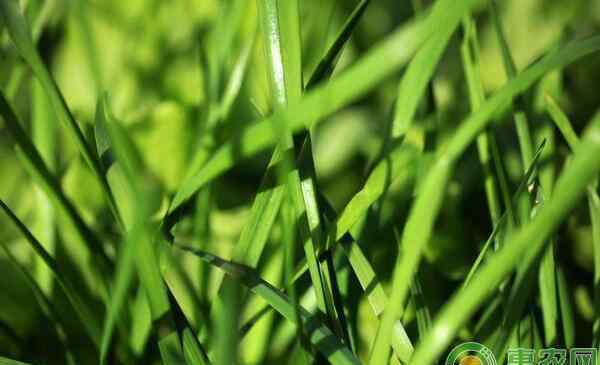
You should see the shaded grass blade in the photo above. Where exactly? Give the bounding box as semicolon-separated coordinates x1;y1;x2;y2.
371;34;600;365
0;242;76;364
97;95;208;364
544;97;599;346
0;90;112;294
168;0;477;214
175;244;362;365
463;140;546;287
0;199;102;347
0;0;122;228
409;111;600;365
305;0;371;89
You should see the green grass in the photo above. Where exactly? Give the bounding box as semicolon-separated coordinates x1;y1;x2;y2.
1;0;600;364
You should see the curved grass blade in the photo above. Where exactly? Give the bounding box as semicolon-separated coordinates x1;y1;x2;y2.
96;96;179;362
370;34;600;365
316;194;414;363
175;244;362;365
369;5;482;363
0;0;122;228
168;0;475;215
409;109;600;365
98;95;211;365
0;243;76;364
0;90;112;292
0;199;102;347
391;0;476;138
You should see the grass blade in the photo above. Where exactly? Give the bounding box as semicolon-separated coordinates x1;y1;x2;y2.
0;0;122;228
409;112;600;365
0;199;102;347
305;0;371;89
544;98;600;346
0;243;76;364
371;34;600;365
0;90;112;294
168;0;479;214
463;141;546;287
0;357;31;365
175;244;362;365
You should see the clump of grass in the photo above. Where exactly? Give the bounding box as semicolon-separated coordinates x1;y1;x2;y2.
0;0;600;364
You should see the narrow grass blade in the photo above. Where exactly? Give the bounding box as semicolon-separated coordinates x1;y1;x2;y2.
545;94;581;150
97;95;205;363
391;0;476;137
0;199;102;347
332;140;421;242
0;357;31;365
305;0;371;89
536;125;559;347
370;34;600;365
409;114;600;365
168;0;479;214
175;244;362;365
0;243;77;364
98;229;136;365
318;193;414;363
463;141;546;287
460;15;502;227
31;77;57;295
489;0;535;170
0;0;122;227
544;99;600;346
0;90;112;294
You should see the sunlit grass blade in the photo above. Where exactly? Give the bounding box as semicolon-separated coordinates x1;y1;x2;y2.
489;0;535;171
97;95;206;363
318;193;414;363
0;199;102;347
544;98;600;346
0;357;32;365
391;0;477;137
369;2;483;362
0;0;122;227
536;125;559;347
371;34;600;365
175;244;362;365
409;113;600;365
331;139;421;242
0;90;112;292
31;77;57;295
167;0;455;214
460;15;502;227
